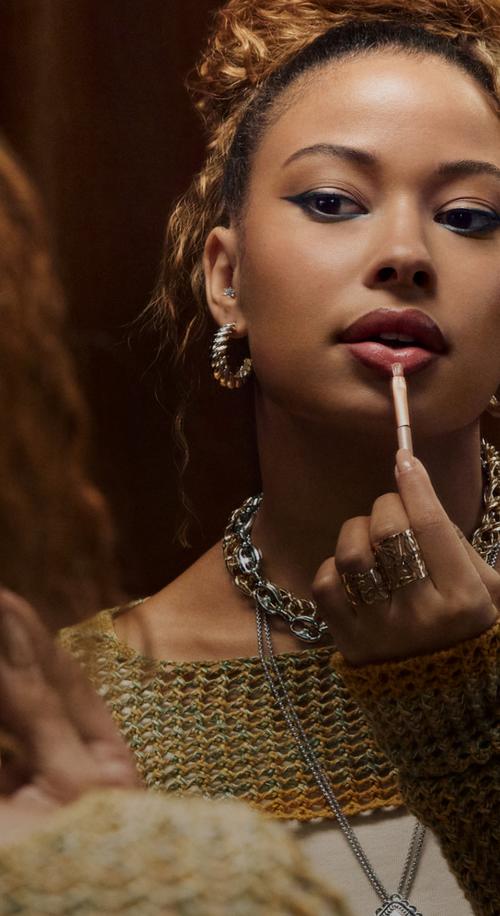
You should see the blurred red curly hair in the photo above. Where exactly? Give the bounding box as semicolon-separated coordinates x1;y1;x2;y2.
0;140;121;629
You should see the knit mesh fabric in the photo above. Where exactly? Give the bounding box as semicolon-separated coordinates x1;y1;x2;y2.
60;612;500;914
337;621;500;916
60;608;402;820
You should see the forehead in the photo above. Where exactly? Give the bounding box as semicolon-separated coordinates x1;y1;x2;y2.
250;51;500;183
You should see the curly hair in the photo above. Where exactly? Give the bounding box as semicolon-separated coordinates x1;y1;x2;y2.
148;0;500;535
0;140;121;629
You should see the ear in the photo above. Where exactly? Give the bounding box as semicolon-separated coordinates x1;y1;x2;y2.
203;226;247;337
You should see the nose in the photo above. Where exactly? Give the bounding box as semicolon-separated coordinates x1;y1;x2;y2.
372;263;431;289
362;210;437;296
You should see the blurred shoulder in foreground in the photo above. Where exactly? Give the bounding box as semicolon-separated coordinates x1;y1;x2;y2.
0;789;350;916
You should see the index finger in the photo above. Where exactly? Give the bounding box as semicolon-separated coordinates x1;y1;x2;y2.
394;450;481;595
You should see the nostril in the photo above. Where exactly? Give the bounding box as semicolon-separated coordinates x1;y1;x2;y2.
378;267;396;282
414;270;428;288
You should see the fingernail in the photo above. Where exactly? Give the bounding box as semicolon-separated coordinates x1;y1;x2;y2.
396;449;416;473
0;610;35;666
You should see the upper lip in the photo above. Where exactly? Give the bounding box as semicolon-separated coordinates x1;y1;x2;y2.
339;308;448;353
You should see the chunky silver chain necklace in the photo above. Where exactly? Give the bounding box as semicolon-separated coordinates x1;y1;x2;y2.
222;439;500;915
223;440;500;644
223;493;328;642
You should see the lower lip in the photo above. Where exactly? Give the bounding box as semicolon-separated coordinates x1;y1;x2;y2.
343;342;439;377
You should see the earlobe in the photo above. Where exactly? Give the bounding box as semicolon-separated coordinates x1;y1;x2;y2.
203;226;247;336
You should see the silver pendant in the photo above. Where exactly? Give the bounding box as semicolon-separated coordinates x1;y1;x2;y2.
375;894;423;916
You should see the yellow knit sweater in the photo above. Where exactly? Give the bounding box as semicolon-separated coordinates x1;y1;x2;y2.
59;609;500;915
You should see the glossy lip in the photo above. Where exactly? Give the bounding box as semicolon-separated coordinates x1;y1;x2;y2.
345;342;438;378
338;307;448;378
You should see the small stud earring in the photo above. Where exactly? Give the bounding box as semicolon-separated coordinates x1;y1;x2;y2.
223;287;236;299
488;393;500;418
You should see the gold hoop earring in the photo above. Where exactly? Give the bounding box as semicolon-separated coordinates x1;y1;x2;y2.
210;322;252;389
488;394;500;418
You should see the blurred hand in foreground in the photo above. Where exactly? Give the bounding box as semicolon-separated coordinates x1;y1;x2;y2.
0;588;139;846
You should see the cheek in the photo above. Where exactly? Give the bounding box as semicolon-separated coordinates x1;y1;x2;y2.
239;209;358;349
428;273;500;428
239;225;335;394
451;277;500;376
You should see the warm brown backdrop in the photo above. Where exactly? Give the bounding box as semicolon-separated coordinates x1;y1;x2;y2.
1;2;498;599
0;0;261;599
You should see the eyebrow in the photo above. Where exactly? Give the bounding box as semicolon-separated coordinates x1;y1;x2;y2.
282;143;500;186
282;143;377;170
436;159;500;185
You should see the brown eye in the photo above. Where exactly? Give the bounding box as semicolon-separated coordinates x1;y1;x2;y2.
435;207;500;235
314;194;345;214
285;191;366;220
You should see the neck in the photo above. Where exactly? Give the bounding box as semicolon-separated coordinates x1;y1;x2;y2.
252;401;484;601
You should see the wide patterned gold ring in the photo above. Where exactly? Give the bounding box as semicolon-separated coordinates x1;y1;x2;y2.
374;528;428;591
341;566;391;607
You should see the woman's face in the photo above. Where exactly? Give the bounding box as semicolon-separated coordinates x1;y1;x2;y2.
209;51;500;439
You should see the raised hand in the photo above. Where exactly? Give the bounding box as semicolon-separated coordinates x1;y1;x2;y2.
313;450;500;665
0;589;139;845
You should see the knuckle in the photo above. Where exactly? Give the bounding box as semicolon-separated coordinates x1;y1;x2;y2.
335;546;371;573
372;521;404;544
412;509;443;535
338;516;370;542
312;566;337;602
442;584;490;619
372;493;402;514
314;557;336;582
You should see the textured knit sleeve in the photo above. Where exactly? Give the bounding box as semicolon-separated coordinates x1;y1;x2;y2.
0;788;351;916
334;621;500;916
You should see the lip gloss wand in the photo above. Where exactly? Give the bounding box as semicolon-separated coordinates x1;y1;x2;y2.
391;362;413;455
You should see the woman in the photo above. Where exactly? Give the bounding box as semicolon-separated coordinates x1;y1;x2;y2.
62;1;500;913
0;139;120;629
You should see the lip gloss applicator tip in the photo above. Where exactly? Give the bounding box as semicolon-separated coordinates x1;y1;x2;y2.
391;362;413;455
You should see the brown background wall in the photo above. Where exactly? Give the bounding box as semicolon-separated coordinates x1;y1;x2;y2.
0;0;262;599
1;2;497;600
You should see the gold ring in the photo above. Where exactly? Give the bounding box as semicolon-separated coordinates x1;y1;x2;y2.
341;566;391;607
374;528;428;591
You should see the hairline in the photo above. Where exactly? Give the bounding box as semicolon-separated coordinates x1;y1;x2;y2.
229;42;498;233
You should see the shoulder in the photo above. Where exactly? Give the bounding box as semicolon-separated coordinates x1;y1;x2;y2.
112;543;261;662
59;607;116;646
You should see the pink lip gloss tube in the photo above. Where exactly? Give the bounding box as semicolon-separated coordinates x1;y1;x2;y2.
391;363;413;454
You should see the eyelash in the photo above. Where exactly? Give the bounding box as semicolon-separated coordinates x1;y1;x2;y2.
285;191;500;236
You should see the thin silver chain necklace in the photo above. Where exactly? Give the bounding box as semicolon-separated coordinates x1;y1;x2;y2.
256;608;425;916
223;440;500;915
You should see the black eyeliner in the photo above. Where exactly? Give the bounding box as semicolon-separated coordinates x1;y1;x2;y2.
282;190;365;220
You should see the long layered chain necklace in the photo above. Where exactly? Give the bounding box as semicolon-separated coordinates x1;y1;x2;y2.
222;439;500;916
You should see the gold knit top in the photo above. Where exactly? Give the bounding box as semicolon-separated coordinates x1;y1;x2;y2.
60;610;500;914
60;607;402;821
